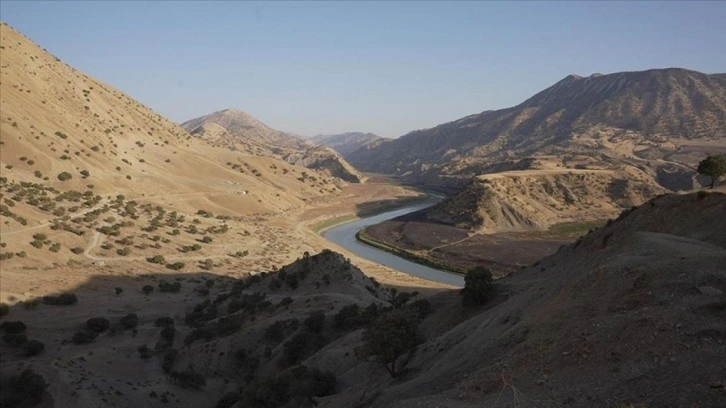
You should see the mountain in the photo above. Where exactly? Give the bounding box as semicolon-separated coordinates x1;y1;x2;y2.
181;108;307;154
347;68;726;190
181;109;364;183
310;132;386;158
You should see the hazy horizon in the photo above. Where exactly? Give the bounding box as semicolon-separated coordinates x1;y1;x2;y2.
2;1;725;138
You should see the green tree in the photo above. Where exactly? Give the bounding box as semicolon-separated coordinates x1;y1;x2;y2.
364;308;423;378
460;266;494;307
697;155;726;189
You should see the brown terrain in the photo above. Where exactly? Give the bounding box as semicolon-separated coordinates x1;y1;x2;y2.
2;21;726;408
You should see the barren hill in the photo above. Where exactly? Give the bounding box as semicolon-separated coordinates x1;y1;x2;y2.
181;109;365;183
425;167;666;233
0;22;359;270
310;132;386;158
347;68;726;190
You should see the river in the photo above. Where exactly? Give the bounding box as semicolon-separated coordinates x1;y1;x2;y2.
322;198;465;287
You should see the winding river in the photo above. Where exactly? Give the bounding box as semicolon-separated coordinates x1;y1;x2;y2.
322;198;465;287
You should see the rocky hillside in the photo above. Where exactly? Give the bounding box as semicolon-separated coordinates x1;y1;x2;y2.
347;68;726;190
4;193;722;408
329;191;726;407
0;22;351;268
425;168;666;233
310;132;385;158
181;109;364;183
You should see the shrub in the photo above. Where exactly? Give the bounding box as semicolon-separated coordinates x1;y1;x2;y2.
146;255;165;264
2;333;28;347
304;311;325;334
408;299;432;318
72;330;98;344
241;365;336;407
4;369;47;406
22;339;45;356
70;247;84;254
334;304;361;330
0;302;9;317
364;308;423;378
460;266;494;307
0;320;27;333
142;285;154;294
57;172;72;181
158;281;181;293
120;313;139;329
86;317;110;333
166;262;185;270
42;293;77;305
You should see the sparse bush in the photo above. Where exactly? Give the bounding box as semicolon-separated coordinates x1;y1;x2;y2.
42;293;77;306
240;365;336;407
158;281;181;293
334;304;361;330
304;311;325;334
4;369;47;406
70;247;84;254
120;313;139;329
460;266;494;307
166;262;185;270
0;320;27;333
57;172;72;181
146;255;165;264
86;317;110;333
22;339;45;356
2;333;28;347
137;344;153;359
142;285;154;294
364;308;423;378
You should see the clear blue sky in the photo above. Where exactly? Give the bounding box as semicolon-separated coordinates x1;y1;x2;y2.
2;1;725;138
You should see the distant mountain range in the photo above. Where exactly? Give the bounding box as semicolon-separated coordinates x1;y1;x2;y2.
347;68;726;190
181;109;364;183
309;132;386;157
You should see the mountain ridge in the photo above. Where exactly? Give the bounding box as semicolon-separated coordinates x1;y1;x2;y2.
346;67;726;190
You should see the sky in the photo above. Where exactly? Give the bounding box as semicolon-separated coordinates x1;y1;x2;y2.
1;1;725;138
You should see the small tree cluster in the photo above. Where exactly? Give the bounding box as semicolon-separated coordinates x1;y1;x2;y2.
460;266;494;307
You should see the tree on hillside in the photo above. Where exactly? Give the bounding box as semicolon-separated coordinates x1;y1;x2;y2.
363;308;423;378
697;155;726;189
460;266;494;307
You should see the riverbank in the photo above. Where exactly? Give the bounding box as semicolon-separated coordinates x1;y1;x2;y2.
320;199;464;287
355;228;466;275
